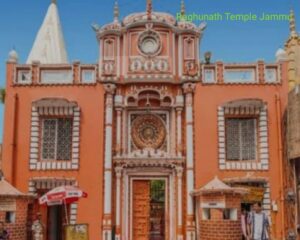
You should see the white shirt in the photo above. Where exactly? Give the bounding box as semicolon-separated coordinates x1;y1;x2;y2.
253;213;263;240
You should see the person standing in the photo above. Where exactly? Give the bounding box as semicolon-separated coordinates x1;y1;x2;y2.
241;208;248;240
0;221;9;240
31;213;44;240
247;202;271;240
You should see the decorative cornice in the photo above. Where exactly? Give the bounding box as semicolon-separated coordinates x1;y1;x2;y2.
182;82;196;94
103;83;116;95
113;158;184;169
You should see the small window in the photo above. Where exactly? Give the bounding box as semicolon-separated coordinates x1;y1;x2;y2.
184;38;194;59
104;39;114;60
202;208;211;220
17;70;31;84
41;70;73;84
82;70;96;83
226;118;257;161
223;208;237;220
5;212;16;223
265;68;278;83
203;69;215;83
41;118;73;161
224;69;256;83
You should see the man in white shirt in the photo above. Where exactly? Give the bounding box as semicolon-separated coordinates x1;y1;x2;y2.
247;202;271;240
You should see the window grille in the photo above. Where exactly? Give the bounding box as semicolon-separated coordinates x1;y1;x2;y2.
42;118;72;161
226;118;256;161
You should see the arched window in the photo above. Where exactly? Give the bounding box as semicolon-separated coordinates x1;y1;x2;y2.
184;37;194;59
104;39;115;60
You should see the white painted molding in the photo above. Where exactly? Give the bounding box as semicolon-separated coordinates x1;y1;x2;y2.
218;104;269;171
29;104;80;171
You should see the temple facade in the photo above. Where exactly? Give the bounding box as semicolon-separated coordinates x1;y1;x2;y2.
0;0;296;239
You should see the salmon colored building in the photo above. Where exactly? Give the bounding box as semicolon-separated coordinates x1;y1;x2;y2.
0;0;295;239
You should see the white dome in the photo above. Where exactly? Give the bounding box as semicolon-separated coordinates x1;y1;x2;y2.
8;49;19;62
275;48;287;62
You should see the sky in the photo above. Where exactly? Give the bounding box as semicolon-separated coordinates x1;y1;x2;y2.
0;0;299;139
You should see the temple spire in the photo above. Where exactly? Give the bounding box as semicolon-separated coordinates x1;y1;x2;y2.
146;0;152;20
290;9;297;37
114;1;119;23
180;0;185;16
27;0;68;64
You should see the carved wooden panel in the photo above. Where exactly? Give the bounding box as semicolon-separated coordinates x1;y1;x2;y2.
133;180;150;240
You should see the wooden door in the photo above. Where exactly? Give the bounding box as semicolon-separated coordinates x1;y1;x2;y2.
132;180;151;240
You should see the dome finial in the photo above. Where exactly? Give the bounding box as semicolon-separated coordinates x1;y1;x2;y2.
114;1;119;23
146;0;152;20
180;0;185;16
276;47;287;62
8;47;19;63
51;0;57;4
290;9;297;37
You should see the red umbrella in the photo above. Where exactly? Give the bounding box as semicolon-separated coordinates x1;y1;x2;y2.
39;185;88;224
39;185;88;206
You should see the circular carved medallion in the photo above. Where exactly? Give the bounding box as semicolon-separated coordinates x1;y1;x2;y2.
131;114;166;149
138;30;162;57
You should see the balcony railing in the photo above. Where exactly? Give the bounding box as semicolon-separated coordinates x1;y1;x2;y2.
12;61;282;85
201;61;282;85
13;63;98;85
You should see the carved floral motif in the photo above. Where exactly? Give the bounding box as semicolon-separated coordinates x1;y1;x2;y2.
131;114;166;149
102;61;115;76
130;58;169;73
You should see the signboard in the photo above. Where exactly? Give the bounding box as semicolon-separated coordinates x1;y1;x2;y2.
234;185;265;203
0;199;16;211
65;224;88;240
200;201;226;209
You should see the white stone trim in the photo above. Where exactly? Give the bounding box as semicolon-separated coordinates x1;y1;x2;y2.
69;203;78;224
218;104;269;171
183;84;196;239
178;36;183;77
29;104;80;171
123;170;175;240
28;178;78;224
28;178;77;194
262;182;271;221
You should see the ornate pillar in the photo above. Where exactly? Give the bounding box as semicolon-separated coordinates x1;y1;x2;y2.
176;107;183;157
176;94;184;157
170;108;176;156
115;95;123;156
115;167;122;240
102;84;116;240
176;166;184;240
183;83;196;240
116;109;122;155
